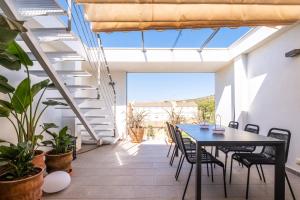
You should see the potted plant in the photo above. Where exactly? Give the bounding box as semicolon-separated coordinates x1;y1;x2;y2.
42;126;74;173
0;141;43;200
0;14;67;170
127;104;147;143
147;125;155;140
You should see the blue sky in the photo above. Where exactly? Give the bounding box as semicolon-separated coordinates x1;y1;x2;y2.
57;0;249;102
127;73;215;102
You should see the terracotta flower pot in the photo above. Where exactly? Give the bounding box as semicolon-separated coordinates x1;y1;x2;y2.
128;127;144;143
0;168;43;200
32;150;46;170
45;150;73;174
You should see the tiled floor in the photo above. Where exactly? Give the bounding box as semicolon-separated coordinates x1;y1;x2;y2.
44;140;300;200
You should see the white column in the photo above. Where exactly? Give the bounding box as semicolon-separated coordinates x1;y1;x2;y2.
233;54;249;128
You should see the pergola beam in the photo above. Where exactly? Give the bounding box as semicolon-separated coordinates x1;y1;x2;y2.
171;30;182;51
198;28;220;52
141;31;146;52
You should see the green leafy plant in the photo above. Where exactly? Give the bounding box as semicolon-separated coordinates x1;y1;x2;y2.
41;126;73;154
196;96;215;123
0;142;36;180
147;125;155;138
0;14;67;150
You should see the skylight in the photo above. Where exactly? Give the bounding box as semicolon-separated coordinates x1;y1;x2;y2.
100;27;251;48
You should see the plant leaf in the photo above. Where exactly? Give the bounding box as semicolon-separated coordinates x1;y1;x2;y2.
45;130;58;139
6;41;33;67
42;100;68;106
0;99;13;110
41;140;54;146
0;79;15;94
0;51;21;70
42;123;58;130
0;15;26;44
0;75;8;82
11;78;31;113
31;79;50;97
59;126;68;137
0;106;10;117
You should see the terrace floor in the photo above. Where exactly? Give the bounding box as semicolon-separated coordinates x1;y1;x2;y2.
44;139;300;200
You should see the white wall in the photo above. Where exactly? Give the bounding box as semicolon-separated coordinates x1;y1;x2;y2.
215;62;235;126
247;24;300;172
112;71;127;139
215;24;300;172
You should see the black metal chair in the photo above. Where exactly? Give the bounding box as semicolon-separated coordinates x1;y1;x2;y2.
228;121;239;129
230;128;296;200
167;122;195;166
217;124;260;171
166;122;174;157
174;127;227;200
168;123;212;181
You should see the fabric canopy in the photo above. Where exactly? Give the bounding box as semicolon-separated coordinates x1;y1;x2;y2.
76;0;300;4
91;21;293;32
76;0;300;32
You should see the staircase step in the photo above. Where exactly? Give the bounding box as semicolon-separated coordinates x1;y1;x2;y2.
47;97;100;100
77;122;111;126
29;70;91;77
62;115;107;119
56;107;104;110
48;85;97;91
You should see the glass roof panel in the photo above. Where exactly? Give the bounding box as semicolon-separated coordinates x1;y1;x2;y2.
207;27;252;48
101;27;251;48
101;32;142;48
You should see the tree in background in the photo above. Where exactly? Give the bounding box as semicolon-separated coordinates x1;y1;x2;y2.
196;96;215;123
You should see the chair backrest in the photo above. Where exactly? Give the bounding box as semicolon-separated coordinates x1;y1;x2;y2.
174;127;192;162
166;122;175;142
228;121;239;129
168;123;179;146
170;124;184;152
262;128;291;163
244;124;260;134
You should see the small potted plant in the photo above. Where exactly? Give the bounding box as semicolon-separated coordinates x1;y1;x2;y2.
0;142;44;200
127;104;147;143
42;126;74;174
147;125;155;140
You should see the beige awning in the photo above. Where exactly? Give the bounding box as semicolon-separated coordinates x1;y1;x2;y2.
91;21;294;32
76;0;300;4
76;0;300;32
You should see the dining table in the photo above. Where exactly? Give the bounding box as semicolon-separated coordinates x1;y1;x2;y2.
176;124;286;200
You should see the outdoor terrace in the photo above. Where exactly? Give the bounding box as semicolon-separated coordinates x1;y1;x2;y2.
44;140;300;200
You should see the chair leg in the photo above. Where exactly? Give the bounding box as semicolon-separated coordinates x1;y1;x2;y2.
260;164;266;183
169;146;176;166
177;157;185;180
175;153;183;180
285;171;296;200
255;164;262;181
214;147;218;168
229;156;234;184
246;167;251;199
222;166;228;198
167;143;173;157
210;163;214;182
206;163;210;177
224;153;228;173
182;164;193;200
